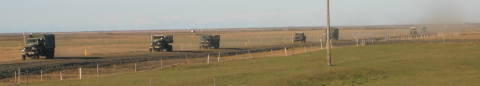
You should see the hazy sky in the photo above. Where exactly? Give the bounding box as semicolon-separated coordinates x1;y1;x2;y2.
0;0;479;33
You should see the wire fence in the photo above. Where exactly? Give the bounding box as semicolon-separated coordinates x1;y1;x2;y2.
0;44;327;85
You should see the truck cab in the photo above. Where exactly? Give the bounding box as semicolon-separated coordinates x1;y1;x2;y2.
150;35;173;52
293;32;306;43
22;38;42;59
200;35;220;49
21;34;55;60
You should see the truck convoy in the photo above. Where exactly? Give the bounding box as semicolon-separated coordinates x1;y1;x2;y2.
21;34;56;60
200;35;220;49
17;30;338;60
149;35;174;52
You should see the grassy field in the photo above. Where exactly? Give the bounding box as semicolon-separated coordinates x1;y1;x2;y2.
0;28;414;62
1;25;477;62
15;42;480;86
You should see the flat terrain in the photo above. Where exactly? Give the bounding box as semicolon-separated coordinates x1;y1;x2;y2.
1;25;479;85
2;25;478;62
19;42;480;86
0;27;409;62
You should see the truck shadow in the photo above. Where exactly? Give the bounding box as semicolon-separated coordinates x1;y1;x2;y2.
173;51;209;53
173;48;246;53
54;57;102;60
217;48;246;50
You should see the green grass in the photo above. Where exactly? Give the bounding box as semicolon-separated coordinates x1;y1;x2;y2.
18;42;480;86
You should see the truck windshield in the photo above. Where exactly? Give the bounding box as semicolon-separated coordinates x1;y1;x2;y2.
26;39;39;43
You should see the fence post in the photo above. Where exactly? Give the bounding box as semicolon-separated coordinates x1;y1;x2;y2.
270;49;274;56
13;71;17;84
248;50;253;58
96;64;99;78
134;63;137;72
217;52;221;63
284;47;288;56
304;46;307;53
40;69;43;81
113;64;116;72
79;67;82;80
360;40;363;46
386;33;390;41
213;77;216;86
184;54;189;64
320;39;324;49
369;39;372;46
372;39;375;46
365;40;367;46
356;39;359;47
207;54;210;64
25;71;29;85
17;68;21;83
60;71;63;80
361;40;365;46
160;57;164;70
149;79;153;86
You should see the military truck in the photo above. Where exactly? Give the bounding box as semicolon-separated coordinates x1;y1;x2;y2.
330;27;340;40
21;34;55;60
149;35;174;52
293;32;306;43
200;35;220;49
409;27;418;35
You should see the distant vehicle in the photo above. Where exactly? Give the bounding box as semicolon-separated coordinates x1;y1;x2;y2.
330;27;340;40
410;27;418;35
149;35;174;52
21;34;55;60
200;35;220;49
293;32;306;43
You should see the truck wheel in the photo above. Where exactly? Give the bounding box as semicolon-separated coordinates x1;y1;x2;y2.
46;49;55;59
33;55;39;59
167;45;173;52
51;49;55;59
46;54;53;59
22;55;26;60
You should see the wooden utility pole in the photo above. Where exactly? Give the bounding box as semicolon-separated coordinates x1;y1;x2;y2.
325;0;333;66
